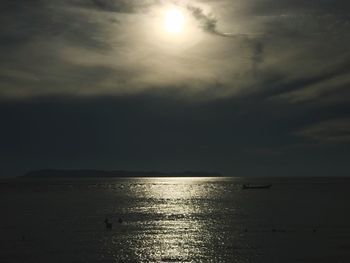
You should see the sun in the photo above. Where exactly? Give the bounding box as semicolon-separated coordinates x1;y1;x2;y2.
150;5;202;49
164;8;185;34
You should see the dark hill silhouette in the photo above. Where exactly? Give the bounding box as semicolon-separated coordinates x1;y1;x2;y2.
22;169;222;178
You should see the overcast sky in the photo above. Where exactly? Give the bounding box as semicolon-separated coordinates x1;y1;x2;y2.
1;0;350;177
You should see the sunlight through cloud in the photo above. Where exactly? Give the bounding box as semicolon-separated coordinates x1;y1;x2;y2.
164;8;186;34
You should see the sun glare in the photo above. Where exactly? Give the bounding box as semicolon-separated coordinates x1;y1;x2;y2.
164;8;185;34
150;5;202;50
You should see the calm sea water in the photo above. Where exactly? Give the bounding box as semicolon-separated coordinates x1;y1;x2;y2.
1;177;350;262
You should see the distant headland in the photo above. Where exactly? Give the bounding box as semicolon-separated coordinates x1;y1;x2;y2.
22;169;223;178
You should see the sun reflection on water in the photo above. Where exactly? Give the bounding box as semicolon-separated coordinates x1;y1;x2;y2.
135;177;210;262
107;177;219;262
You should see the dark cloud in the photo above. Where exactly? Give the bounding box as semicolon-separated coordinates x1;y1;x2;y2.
71;0;158;13
186;4;222;35
296;119;350;144
0;0;350;177
0;0;47;46
1;93;349;177
0;0;110;49
186;4;246;37
267;55;350;102
241;0;350;16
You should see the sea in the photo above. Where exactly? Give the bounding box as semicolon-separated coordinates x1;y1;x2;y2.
1;177;350;263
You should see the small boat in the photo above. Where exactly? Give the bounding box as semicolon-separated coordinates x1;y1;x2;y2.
242;184;272;189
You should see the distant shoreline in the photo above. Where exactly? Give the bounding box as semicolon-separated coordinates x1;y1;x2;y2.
22;169;223;178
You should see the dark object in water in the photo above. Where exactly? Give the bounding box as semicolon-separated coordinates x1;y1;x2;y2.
242;184;272;189
104;218;112;230
118;217;123;224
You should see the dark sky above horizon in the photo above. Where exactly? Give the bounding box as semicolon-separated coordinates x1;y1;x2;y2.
1;0;350;177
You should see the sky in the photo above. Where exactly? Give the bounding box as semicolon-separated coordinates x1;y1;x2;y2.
1;0;350;177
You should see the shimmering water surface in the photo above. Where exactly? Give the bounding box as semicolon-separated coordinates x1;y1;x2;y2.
1;177;350;262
